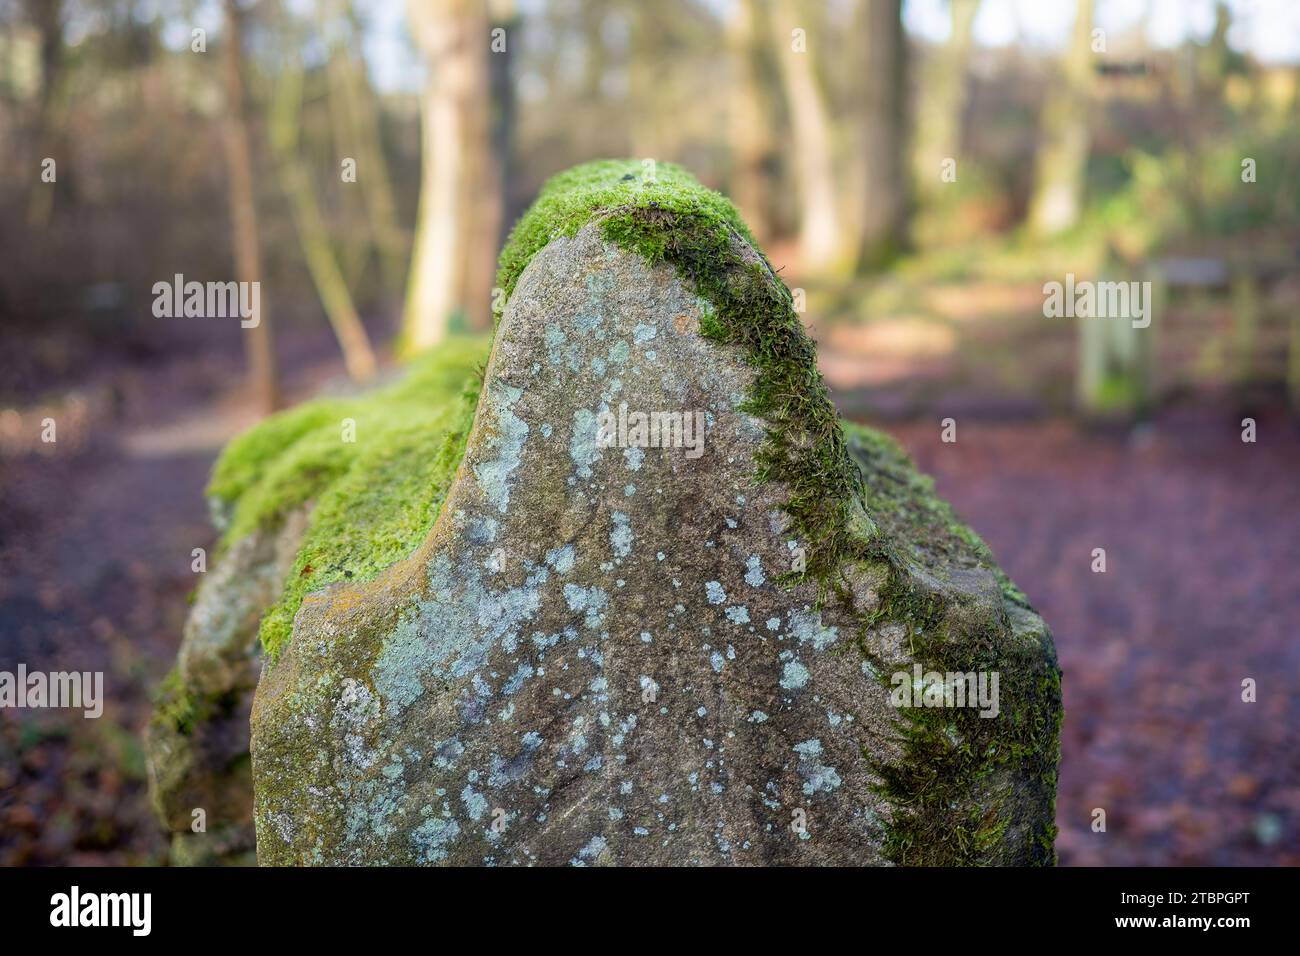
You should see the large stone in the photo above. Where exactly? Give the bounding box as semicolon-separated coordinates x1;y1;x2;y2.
250;161;1062;866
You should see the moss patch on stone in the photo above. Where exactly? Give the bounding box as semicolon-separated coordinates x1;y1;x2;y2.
496;159;758;306
208;336;489;659
152;666;204;736
845;424;1062;865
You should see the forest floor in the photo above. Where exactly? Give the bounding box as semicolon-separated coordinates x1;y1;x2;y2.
1;322;1297;866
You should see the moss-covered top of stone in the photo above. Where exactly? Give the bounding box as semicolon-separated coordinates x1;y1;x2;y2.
208;337;488;659
501;160;866;593
496;159;759;307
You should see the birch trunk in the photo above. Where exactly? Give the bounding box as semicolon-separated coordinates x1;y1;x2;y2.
403;0;498;353
771;0;842;274
1027;0;1095;237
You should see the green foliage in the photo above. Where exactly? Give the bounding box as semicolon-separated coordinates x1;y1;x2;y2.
1082;129;1300;255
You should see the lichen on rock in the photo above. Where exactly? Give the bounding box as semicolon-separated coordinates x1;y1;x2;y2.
243;160;1062;866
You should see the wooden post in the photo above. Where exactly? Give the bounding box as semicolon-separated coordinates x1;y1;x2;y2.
1076;256;1162;419
1230;269;1260;392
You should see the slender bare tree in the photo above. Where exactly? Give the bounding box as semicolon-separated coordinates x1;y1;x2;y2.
914;0;979;195
24;0;66;228
856;0;909;271
270;23;377;383
222;0;279;413
727;0;779;244
323;0;407;296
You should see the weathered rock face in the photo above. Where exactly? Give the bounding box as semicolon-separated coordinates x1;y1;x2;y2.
145;336;481;865
144;508;307;866
251;161;1062;866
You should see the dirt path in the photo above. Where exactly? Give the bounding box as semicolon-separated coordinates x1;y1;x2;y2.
0;333;350;864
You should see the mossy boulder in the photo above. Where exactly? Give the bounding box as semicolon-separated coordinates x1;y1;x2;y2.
144;344;484;864
244;160;1061;865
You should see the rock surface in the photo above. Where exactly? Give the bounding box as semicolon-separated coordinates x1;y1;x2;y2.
249;161;1062;866
144;508;306;866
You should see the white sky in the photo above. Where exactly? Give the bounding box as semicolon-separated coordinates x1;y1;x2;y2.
147;0;1300;93
904;0;1300;61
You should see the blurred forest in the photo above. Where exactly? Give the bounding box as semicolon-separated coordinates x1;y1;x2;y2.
1;0;1298;866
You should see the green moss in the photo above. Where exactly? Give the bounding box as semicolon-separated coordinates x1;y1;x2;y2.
496;159;757;308
1091;372;1143;414
153;666;204;736
152;663;257;740
208;336;489;659
842;423;1032;612
843;424;1061;865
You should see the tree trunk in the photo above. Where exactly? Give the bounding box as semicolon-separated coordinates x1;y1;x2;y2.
1027;0;1095;237
856;0;909;272
270;40;377;384
222;0;279;413
628;3;675;161
580;0;608;99
470;0;515;330
914;0;978;194
770;0;842;274
403;0;499;353
323;0;407;297
24;0;66;228
727;0;778;244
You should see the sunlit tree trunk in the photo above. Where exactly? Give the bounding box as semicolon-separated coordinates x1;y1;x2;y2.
222;0;279;413
468;0;514;329
914;0;978;194
1027;0;1095;237
856;0;909;272
628;3;675;161
727;0;778;244
580;0;608;99
403;0;498;353
770;0;841;274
